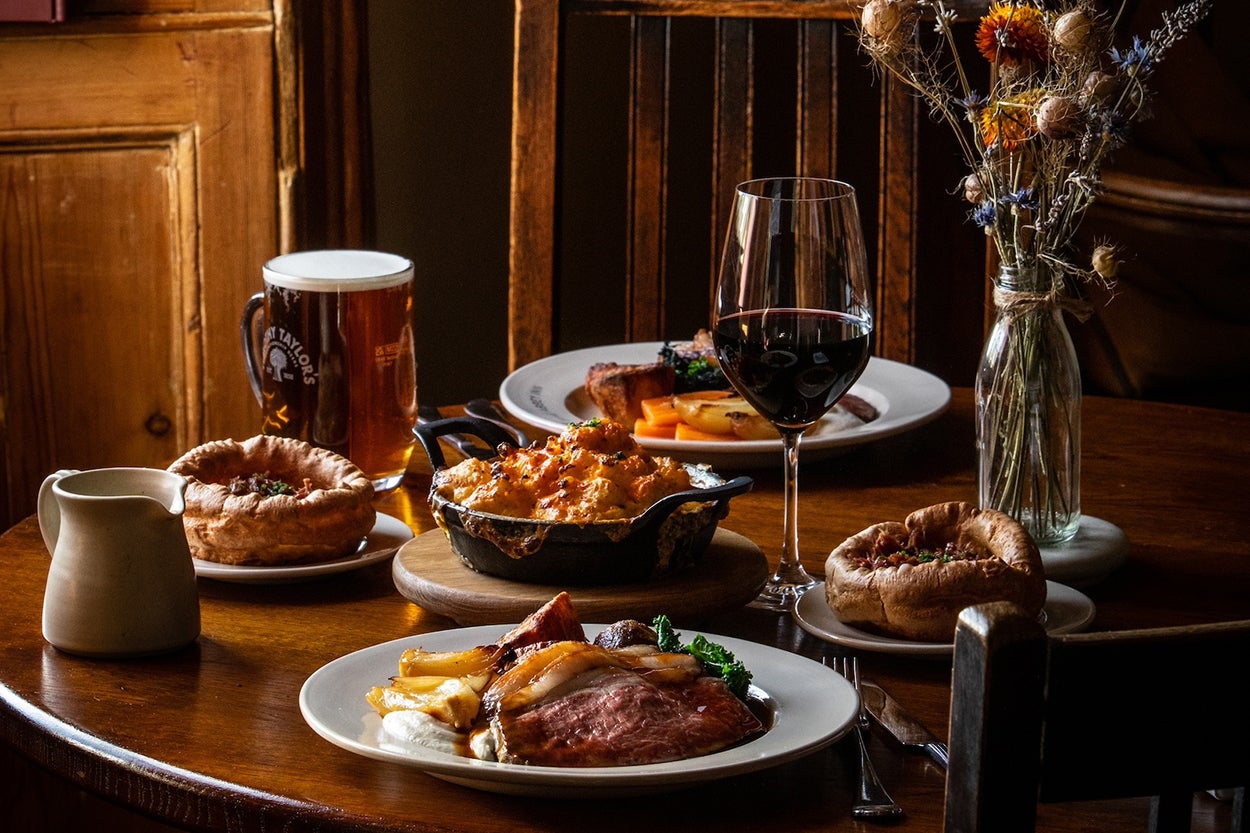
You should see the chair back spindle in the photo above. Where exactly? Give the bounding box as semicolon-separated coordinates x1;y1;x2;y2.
946;601;1250;833
508;0;969;370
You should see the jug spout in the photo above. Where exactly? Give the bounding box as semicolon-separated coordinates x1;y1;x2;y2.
39;468;188;554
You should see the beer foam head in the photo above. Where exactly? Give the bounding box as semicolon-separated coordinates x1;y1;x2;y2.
263;250;413;292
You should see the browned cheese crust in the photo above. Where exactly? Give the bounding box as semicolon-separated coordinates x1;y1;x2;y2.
168;435;376;565
431;419;692;523
823;502;1046;642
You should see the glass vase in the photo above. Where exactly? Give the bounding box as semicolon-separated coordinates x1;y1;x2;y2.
976;264;1081;545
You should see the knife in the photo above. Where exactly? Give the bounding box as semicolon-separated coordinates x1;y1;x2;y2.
860;681;950;769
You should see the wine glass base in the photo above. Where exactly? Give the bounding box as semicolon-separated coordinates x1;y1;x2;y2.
748;575;820;611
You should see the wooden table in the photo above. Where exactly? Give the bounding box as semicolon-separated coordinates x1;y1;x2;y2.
2;391;1247;832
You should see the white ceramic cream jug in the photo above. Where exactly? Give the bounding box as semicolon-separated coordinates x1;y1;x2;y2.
38;467;201;658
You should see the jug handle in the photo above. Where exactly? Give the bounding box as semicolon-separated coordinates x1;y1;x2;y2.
37;469;78;557
240;292;265;406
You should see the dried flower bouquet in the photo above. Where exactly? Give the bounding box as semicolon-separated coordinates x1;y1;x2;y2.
857;0;1214;542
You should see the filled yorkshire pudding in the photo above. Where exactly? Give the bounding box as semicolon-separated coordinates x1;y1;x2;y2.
824;502;1045;642
168;435;376;565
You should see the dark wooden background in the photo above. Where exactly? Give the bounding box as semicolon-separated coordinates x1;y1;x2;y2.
367;0;1249;411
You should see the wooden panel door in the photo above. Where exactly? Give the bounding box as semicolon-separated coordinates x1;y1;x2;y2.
0;8;282;528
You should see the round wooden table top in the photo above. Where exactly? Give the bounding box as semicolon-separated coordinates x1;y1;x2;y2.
2;391;1247;833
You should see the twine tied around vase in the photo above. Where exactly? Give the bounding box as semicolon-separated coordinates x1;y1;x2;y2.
992;285;1093;322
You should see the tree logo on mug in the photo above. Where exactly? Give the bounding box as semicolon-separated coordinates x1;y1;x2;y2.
263;326;316;387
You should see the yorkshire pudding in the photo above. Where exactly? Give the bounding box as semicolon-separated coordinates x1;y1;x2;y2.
168;435;376;565
824;502;1045;642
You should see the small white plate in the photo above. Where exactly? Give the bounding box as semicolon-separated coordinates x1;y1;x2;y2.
193;513;413;584
300;624;857;797
793;580;1096;657
498;342;951;469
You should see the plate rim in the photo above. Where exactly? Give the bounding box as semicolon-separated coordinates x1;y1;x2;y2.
299;624;857;794
193;512;413;583
793;579;1096;656
497;342;950;466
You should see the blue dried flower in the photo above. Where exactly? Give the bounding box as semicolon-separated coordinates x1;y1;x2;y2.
1111;37;1153;74
959;92;989;113
1090;108;1133;149
1002;187;1039;211
972;200;997;228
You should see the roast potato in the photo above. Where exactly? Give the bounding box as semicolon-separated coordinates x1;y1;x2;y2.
672;391;779;440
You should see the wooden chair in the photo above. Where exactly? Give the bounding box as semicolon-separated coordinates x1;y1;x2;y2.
945;601;1250;833
1072;170;1250;411
508;0;993;374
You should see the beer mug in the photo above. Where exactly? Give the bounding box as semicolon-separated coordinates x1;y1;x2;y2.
241;250;417;490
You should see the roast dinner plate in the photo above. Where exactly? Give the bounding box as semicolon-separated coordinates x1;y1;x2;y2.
498;343;951;468
793;580;1096;657
300;624;857;797
193;512;413;584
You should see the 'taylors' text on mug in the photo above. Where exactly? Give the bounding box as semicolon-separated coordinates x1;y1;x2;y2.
242;250;417;490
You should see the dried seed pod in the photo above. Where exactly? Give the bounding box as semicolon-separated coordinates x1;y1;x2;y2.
1036;95;1083;139
1091;244;1121;281
1052;9;1095;55
1080;70;1120;106
862;0;912;51
963;173;985;203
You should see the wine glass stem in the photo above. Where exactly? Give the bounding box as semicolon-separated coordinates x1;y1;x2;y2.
780;427;810;582
740;425;820;612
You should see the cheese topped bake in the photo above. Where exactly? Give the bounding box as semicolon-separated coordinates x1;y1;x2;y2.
432;419;694;523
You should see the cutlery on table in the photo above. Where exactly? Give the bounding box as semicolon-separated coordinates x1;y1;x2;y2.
831;656;904;820
860;681;949;770
463;398;530;447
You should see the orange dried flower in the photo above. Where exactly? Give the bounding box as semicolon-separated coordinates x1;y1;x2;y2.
980;90;1044;152
976;3;1049;66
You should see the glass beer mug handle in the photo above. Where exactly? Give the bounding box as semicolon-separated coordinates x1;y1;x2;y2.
240;292;265;405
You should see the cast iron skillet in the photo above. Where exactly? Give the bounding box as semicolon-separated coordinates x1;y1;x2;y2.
413;417;753;585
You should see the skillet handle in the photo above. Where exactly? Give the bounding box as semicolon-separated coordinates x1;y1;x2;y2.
414;416;519;469
632;475;754;533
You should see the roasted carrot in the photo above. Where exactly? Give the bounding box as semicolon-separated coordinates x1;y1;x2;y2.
640;395;682;426
674;423;736;442
633;418;677;439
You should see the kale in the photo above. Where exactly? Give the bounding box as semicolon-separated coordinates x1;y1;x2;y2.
652;614;752;699
653;613;683;653
658;344;727;393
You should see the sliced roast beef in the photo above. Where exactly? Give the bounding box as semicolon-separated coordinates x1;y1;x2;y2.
490;668;763;767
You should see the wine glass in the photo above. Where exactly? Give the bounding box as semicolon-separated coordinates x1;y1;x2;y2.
713;177;873;610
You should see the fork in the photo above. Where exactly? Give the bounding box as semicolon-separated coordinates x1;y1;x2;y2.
834;655;904;820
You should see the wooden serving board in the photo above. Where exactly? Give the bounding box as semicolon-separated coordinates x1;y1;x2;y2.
392;528;768;626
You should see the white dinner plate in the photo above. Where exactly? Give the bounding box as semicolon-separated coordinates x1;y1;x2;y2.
193;513;413;584
498;343;951;468
793;580;1095;657
299;624;858;797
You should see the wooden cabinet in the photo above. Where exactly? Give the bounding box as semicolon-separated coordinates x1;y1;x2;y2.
0;1;369;529
0;6;370;828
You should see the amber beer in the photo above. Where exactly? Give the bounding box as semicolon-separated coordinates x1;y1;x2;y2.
242;251;417;490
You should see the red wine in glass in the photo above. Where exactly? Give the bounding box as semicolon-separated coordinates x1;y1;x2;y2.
713;177;873;609
714;309;871;429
